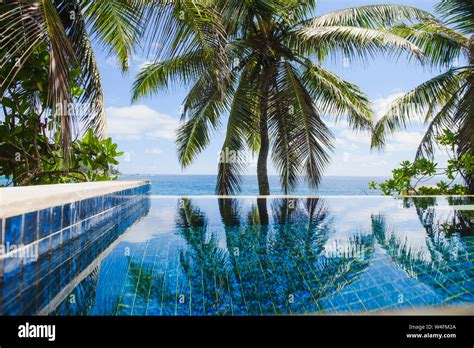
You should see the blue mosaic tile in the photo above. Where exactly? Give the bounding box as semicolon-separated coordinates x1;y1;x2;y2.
95;196;103;214
61;228;71;245
51;233;61;251
38;237;51;255
362;298;380;311
70;224;80;239
38;208;51;239
21;257;37;286
62;203;71;228
21;287;38;315
344;292;360;304
23;211;38;245
37;278;51;309
375;294;393;307
3;256;20;281
5;215;22;246
51;205;62;233
70;201;79;225
79;199;88;220
3;295;21;315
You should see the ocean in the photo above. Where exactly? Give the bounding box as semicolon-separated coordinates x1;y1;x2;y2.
119;175;386;195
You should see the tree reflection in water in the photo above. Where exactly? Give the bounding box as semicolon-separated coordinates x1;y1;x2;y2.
121;198;374;315
53;197;474;315
371;197;474;304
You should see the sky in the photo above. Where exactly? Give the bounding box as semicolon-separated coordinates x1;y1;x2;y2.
96;0;458;176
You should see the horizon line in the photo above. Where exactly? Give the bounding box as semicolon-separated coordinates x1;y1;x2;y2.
119;173;390;178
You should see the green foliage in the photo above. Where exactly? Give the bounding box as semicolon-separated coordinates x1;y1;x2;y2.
0;117;123;185
369;130;473;195
72;129;124;182
0;46;123;186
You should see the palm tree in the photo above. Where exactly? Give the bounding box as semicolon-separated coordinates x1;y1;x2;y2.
1;0;143;157
132;1;434;195
372;0;474;192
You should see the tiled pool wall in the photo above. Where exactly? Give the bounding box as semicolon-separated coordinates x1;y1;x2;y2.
0;182;151;315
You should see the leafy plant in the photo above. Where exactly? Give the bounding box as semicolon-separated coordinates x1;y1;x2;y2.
0;45;122;186
0;122;123;186
369;130;473;195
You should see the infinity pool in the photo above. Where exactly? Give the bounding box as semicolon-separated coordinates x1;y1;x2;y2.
4;196;474;315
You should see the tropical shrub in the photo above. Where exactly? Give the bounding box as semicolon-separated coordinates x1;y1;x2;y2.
0;46;122;186
369;130;473;195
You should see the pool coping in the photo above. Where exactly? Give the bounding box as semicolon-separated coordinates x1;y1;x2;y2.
0;180;150;218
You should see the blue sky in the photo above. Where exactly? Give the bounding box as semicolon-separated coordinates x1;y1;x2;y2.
97;0;457;176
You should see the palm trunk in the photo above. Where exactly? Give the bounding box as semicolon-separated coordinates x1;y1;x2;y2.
467;36;474;194
257;76;270;196
257;198;269;225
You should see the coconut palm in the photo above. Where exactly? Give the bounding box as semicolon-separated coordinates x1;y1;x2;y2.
0;0;143;156
132;0;434;195
372;0;474;192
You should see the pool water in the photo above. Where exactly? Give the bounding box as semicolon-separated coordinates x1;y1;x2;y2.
48;196;474;315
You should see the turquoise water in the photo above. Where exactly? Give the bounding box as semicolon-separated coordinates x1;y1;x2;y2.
120;175;385;195
50;196;474;315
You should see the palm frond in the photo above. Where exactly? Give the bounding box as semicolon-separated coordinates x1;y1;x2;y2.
215;0;277;33
176;72;234;168
1;2;49;94
42;0;77;159
307;4;435;28
415;90;461;159
283;61;334;189
299;60;373;131
372;67;469;149
80;0;142;71
436;0;474;35
388;21;468;67
453;74;474;176
57;1;106;138
295;25;424;63
268;62;301;193
141;0;228;72
131;49;208;101
272;0;318;28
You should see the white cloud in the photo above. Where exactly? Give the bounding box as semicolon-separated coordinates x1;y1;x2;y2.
339;129;372;144
385;131;424;152
144;148;163;155
106;105;179;140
